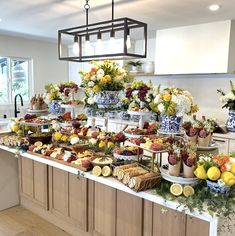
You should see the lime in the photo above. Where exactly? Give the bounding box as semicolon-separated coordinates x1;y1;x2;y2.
170;183;183;196
183;185;195;197
207;166;221;181
102;166;112;177
92;166;102;177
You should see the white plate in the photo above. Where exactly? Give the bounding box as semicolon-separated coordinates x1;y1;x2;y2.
113;153;143;161
197;143;218;150
160;167;198;185
127;110;152;116
26;109;48;113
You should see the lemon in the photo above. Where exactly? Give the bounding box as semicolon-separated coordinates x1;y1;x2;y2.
107;141;114;148
10;123;20;133
61;135;68;142
53;132;62;141
207;166;221;181
34;141;43;147
221;171;235;186
230;163;235;175
92;166;102;177
183;185;195;197
194;165;207;179
102;166;112;177
170;183;183;196
98;141;106;148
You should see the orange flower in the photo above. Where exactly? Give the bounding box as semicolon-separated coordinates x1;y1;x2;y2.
90;67;97;73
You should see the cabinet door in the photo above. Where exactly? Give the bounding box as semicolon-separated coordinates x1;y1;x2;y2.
49;167;88;232
68;173;88;231
152;203;186;236
20;157;34;198
92;182;116;236
229;139;235;152
33;161;48;209
213;137;229;154
186;216;209;236
116;190;143;236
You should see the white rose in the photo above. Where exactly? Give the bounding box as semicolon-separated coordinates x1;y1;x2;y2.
88;81;95;87
97;69;104;76
157;103;165;113
87;97;95;105
97;74;103;80
89;138;97;145
91;75;97;81
154;94;161;104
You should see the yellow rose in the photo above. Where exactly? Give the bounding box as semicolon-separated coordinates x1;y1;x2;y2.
163;93;171;102
93;85;101;93
101;77;108;84
85;73;91;80
104;75;111;83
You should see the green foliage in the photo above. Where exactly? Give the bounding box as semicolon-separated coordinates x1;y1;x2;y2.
156;180;235;234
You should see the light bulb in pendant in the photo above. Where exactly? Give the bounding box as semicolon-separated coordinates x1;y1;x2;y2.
126;28;131;50
72;36;79;55
85;34;93;54
96;31;103;54
109;30;115;50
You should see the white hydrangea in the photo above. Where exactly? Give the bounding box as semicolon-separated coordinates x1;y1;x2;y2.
225;92;235;101
173;95;191;117
91;75;97;81
97;74;103;80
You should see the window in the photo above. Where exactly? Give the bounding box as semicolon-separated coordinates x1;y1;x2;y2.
0;56;32;103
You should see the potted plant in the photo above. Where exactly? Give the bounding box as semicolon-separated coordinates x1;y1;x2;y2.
217;80;235;132
126;60;143;72
80;60;133;108
153;86;199;133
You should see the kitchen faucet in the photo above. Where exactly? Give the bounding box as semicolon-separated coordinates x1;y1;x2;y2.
14;94;24;118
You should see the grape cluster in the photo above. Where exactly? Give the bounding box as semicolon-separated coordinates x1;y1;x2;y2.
138;85;150;101
59;82;79;96
125;88;133;98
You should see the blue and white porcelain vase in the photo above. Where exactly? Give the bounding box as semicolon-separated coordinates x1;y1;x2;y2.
160;115;183;133
95;91;119;108
227;110;235;132
49;100;62;115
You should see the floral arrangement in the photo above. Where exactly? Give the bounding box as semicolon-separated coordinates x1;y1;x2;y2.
153;87;199;117
197;117;217;138
45;82;79;101
80;60;132;94
181;142;197;167
217;80;235;111
194;154;235;187
125;80;156;112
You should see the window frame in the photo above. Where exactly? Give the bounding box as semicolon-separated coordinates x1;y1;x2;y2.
0;56;33;104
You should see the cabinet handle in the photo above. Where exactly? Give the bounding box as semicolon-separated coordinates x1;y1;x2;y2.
161;208;168;214
77;170;85;179
213;139;226;143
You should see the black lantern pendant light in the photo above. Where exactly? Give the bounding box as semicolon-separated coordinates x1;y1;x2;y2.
58;0;147;62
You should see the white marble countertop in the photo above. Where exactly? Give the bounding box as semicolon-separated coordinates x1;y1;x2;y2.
213;132;235;140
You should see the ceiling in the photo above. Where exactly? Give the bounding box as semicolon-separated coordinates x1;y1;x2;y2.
0;0;235;41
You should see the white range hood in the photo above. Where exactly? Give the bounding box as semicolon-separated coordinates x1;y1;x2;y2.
155;20;235;75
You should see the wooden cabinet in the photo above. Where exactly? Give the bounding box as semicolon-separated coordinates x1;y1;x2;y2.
213;137;229;154
116;190;143;236
229;139;235;152
19;157;48;209
91;182;116;236
186;216;210;236
49;167;88;232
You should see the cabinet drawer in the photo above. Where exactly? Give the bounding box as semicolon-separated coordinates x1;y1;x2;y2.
213;137;229;154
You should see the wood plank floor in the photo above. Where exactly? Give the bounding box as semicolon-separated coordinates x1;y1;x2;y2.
0;206;72;236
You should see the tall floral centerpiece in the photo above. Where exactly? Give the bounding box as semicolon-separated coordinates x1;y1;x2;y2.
153;87;199;133
217;80;235;132
80;60;132;109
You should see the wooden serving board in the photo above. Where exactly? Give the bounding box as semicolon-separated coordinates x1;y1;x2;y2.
27;151;88;172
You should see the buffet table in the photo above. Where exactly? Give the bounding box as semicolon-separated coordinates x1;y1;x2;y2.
0;144;232;236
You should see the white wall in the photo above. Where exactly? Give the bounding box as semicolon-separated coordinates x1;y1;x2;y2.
0;34;68;117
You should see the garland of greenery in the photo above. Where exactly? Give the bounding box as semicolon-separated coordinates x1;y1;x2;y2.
155;180;235;235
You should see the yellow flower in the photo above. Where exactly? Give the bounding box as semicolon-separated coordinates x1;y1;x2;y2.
93;85;101;93
104;75;111;83
100;77;108;84
163;93;171;102
85;73;91;80
191;104;199;114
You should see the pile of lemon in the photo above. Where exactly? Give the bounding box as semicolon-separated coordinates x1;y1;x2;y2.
194;163;235;187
